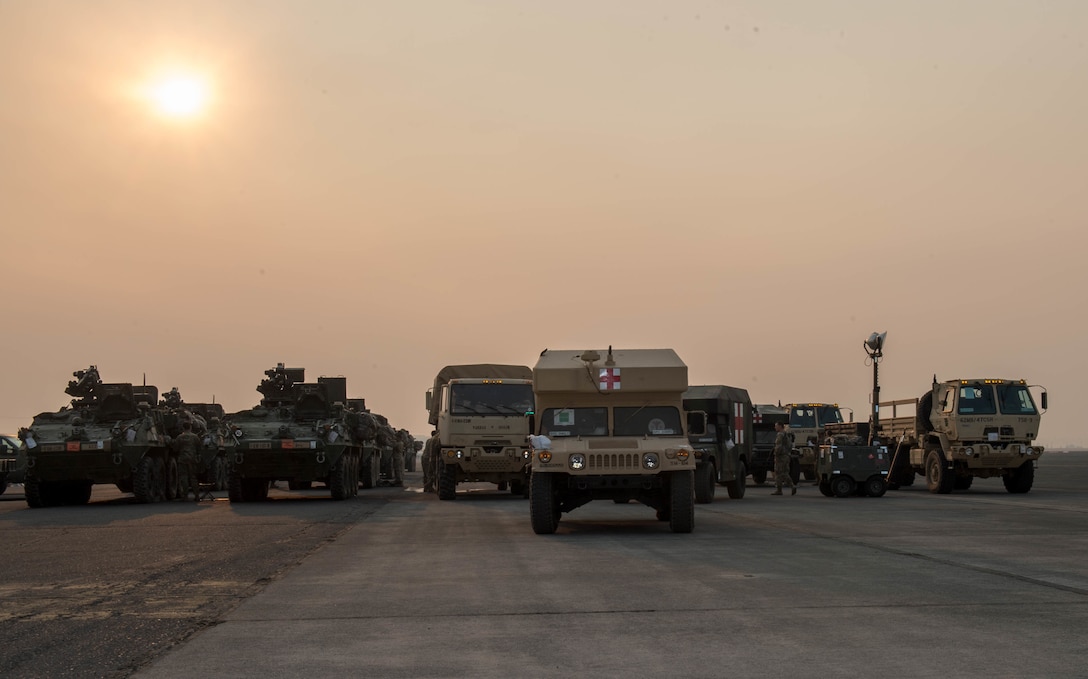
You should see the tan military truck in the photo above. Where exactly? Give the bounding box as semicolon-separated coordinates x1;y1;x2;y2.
784;402;848;481
868;378;1047;493
528;347;698;534
425;364;535;500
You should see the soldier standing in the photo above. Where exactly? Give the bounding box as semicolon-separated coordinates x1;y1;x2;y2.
421;430;438;493
772;421;797;496
173;421;204;502
391;430;406;487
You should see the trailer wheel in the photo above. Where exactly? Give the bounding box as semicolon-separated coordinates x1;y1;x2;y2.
831;476;856;498
818;479;834;497
863;475;887;498
925;448;954;494
530;472;559;534
727;459;746;500
669;470;695;533
751;468;768;486
694;461;716;504
1003;461;1034;494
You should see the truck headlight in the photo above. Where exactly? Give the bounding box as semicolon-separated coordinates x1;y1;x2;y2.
643;453;659;470
964;447;974;456
569;454;586;471
538;451;552;463
676;450;689;461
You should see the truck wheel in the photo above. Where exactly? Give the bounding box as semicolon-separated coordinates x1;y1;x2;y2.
509;479;525;496
360;452;379;489
751;468;768;486
164;456;179;501
831;476;855;498
727;460;746;500
530;472;559;534
694;462;715;504
863;475;887;498
438;463;457;501
329;455;351;500
668;471;695;533
818;479;834;497
25;478;47;508
1003;462;1034;494
925;448;954;494
134;456;165;504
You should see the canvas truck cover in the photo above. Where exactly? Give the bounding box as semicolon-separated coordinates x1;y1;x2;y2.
428;364;533;424
683;385;752;414
533;349;687;394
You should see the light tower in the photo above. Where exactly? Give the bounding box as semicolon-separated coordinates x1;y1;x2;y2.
863;332;887;445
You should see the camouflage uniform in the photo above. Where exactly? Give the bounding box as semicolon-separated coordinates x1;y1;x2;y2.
173;426;204;501
421;431;439;493
772;423;796;495
391;430;406;486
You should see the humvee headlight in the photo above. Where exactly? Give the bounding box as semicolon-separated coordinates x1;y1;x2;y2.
538;451;552;463
446;449;456;459
523;450;531;460
964;447;974;456
676;450;689;461
455;449;463;459
569;454;586;470
643;453;659;470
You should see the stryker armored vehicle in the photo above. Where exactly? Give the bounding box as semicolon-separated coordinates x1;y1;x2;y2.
683;385;752;503
749;404;796;485
426;364;535;499
18;366;172;506
528;347;698;534
159;387;233;493
226;364;367;502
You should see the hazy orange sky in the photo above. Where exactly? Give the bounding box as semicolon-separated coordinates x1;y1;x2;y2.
2;1;1085;446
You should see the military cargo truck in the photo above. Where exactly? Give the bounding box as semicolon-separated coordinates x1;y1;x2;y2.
528;348;698;534
750;404;796;485
683;385;752;503
784;402;847;480
227;365;366;502
18;366;172;507
870;378;1046;494
425;364;534;500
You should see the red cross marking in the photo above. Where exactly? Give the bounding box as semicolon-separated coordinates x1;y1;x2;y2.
599;368;621;390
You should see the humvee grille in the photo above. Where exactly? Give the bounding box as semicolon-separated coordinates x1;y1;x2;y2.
588;453;640;470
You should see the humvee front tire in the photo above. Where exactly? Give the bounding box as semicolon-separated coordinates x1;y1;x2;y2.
530;472;559;534
694;461;715;504
831;475;856;498
726;459;746;500
669;470;695;534
925;448;954;494
438;463;457;501
1003;462;1034;494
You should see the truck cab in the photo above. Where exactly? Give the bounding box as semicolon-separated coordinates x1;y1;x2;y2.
785;402;847;481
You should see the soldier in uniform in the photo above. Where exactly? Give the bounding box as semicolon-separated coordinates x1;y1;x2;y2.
772;421;797;496
421;430;438;493
391;429;406;487
173;421;204;502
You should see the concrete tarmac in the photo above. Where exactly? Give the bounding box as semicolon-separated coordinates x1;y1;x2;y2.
134;452;1088;679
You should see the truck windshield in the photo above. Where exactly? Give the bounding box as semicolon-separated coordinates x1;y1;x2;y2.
815;405;844;424
541;407;608;437
451;383;534;416
615;406;683;437
996;384;1037;415
957;385;997;415
789;407;817;428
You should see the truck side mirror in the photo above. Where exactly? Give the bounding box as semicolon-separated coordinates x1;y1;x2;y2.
425;390;432;411
1041;392;1048;411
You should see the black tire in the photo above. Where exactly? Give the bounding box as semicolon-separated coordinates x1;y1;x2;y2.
329;455;351;500
406;452;416;473
530;472;559;534
831;475;856;498
863;475;888;498
164;456;179;501
727;460;746;500
360;451;379;489
669;471;695;533
134;456;164;504
818;479;834;497
917;391;934;434
751;468;768;486
25;478;48;508
438;463;457;501
954;475;974;491
288;480;313;491
694;461;716;504
1003;461;1035;494
925;448;954;494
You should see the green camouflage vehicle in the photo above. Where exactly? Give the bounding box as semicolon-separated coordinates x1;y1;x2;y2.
159;388;233;493
226;364;367;502
683;385;752;503
18;366;173;507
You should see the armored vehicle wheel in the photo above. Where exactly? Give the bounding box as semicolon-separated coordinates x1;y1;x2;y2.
954;475;974;491
530;472;559;534
726;460;747;500
669;470;695;533
831;475;856;498
863;475;887;498
694;461;716;504
227;470;243;502
25;478;52;508
134;456;165;504
1003;462;1034;494
751;468;768;486
438;463;457;501
818;479;834;497
329;455;352;501
360;452;379;489
925;448;954;494
288;481;313;490
164;456;180;501
497;481;508;491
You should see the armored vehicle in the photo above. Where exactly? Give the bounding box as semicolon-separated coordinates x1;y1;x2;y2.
815;438;889;498
683;385;752;503
784;402;847;480
528;347;698;534
18;366;172;506
425;364;534;499
749;404;796;485
226;365;367;502
874;378;1046;494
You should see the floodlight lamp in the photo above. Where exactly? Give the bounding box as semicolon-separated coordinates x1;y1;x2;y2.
865;331;887;354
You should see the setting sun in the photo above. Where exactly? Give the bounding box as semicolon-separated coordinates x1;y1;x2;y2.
147;73;211;120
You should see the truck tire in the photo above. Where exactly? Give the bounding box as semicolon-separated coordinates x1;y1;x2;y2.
831;475;855;498
751;468;768;486
164;456;179;501
25;478;48;508
360;451;379;489
694;461;716;504
925;448;954;494
330;455;352;500
668;471;695;533
1003;462;1034;494
438;463;457;501
917;391;934;434
727;460;746;500
530;472;559;534
134;456;165;504
818;479;834;497
863;475;888;498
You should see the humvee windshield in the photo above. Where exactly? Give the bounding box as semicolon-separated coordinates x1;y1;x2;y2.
997;384;1037;415
958;385;997;415
541;407;608;437
451;383;535;416
615;406;683;436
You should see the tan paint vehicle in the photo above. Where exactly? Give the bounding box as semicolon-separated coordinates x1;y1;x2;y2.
867;378;1046;493
784;402;848;481
528;347;698;534
426;364;535;499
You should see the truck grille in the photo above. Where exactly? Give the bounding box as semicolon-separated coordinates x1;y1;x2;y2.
472;458;521;472
588;453;641;470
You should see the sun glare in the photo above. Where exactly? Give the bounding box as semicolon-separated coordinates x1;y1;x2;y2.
147;73;211;120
